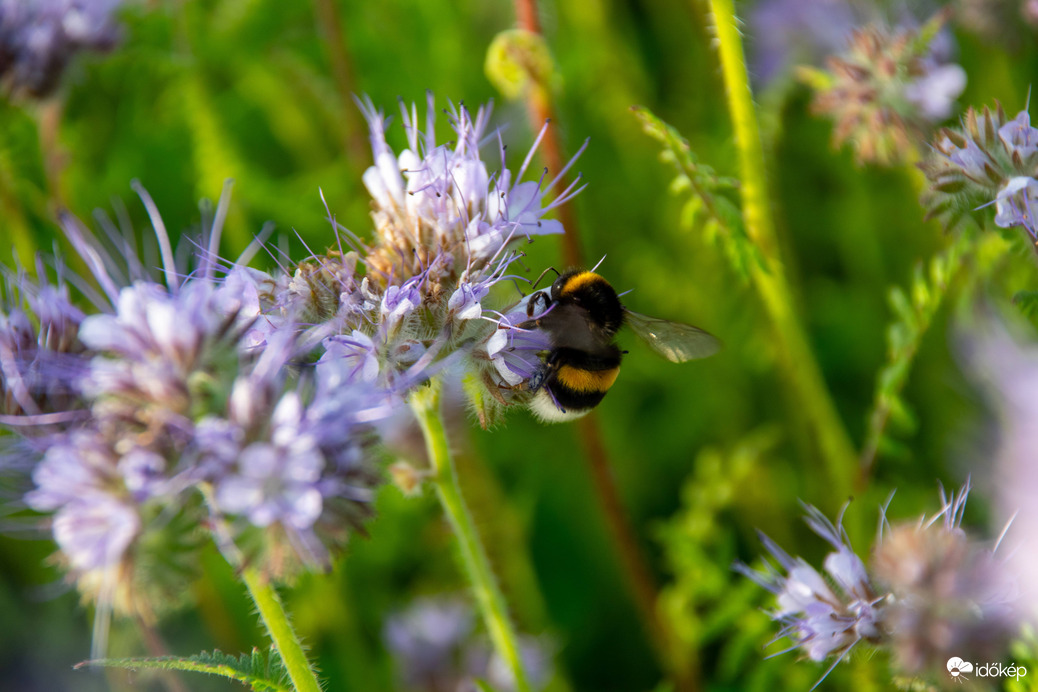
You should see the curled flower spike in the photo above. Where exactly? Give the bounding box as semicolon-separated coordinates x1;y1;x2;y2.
740;482;1019;686
921;103;1038;240
805;13;965;165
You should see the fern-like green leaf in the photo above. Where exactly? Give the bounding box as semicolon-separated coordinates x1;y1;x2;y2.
631;105;763;282
861;232;974;472
77;647;291;692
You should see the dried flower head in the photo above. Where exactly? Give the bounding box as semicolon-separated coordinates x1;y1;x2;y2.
805;13;965;165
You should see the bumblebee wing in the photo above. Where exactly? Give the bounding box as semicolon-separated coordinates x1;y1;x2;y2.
624;310;721;363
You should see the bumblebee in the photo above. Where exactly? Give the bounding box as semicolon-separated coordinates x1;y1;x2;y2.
519;269;720;422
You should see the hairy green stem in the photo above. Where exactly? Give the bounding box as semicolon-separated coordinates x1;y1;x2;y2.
707;0;856;498
409;381;532;692
241;567;322;692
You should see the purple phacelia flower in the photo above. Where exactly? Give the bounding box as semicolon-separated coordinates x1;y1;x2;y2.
740;482;1018;686
0;273;86;418
215;393;324;531
358;92;581;287
922;103;1038;241
737;504;884;673
447;282;490;322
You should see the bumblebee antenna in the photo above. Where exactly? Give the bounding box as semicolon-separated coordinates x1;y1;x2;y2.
528;266;560;291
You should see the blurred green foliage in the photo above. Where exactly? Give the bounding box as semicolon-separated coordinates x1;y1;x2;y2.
2;0;1038;690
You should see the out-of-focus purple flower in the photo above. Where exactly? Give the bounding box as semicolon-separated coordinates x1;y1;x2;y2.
0;0;123;98
319;331;380;385
78;279;255;441
963;323;1038;622
741;483;1019;684
25;430;140;571
806;14;966;165
904;61;967;122
871;482;1017;675
384;596;553;692
748;0;857;87
0;273;86;417
384;597;475;691
215;393;323;531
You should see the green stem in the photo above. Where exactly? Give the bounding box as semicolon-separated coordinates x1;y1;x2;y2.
409;381;532;692
241;567;322;692
707;0;856;498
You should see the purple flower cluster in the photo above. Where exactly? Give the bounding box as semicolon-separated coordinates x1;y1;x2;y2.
740;482;1018;686
922;103;1038;241
0;95;580;629
0;0;123;97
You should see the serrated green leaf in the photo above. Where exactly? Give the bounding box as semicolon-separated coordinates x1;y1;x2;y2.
631;105;762;283
862;232;975;471
78;648;291;692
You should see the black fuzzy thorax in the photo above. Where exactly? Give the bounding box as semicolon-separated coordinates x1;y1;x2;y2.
550;270;625;337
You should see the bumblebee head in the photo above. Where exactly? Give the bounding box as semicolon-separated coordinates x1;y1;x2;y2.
551;270;624;336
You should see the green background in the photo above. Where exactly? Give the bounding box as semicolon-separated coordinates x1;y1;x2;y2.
2;0;1037;690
